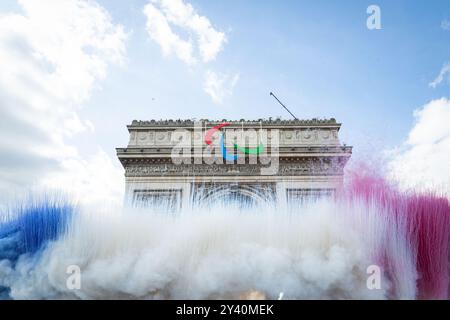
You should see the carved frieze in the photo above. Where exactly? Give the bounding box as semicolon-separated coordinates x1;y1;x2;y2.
124;161;344;177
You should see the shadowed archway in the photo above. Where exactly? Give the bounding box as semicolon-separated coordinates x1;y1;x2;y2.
192;183;276;209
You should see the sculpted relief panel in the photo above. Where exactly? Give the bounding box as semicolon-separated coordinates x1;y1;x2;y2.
289;129;339;145
129;129;340;147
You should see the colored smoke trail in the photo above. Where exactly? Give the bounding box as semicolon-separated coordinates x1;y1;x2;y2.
0;173;449;300
345;169;450;299
0;199;73;299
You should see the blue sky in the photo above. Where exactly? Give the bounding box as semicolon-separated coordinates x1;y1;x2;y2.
1;0;450;204
83;0;450;150
4;0;448;150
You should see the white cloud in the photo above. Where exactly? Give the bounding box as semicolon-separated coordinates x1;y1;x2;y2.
143;0;237;104
429;62;450;88
388;98;450;195
441;19;450;31
41;150;124;208
143;3;195;65
143;0;226;65
0;0;127;206
203;70;239;104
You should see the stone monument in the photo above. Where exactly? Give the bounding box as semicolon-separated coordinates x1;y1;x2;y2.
116;119;352;209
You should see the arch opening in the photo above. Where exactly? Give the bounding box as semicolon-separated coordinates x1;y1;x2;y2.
194;184;275;209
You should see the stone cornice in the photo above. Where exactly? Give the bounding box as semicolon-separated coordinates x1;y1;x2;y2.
117;155;351;167
128;118;340;128
116;146;353;157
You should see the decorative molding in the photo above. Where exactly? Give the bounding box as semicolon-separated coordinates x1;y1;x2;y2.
124;161;345;177
127;128;341;147
129;118;339;127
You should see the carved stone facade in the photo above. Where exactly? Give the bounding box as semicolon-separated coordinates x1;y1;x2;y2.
123;161;345;176
116;119;352;209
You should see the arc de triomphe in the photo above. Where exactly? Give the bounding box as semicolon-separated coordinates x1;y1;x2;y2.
116;119;352;209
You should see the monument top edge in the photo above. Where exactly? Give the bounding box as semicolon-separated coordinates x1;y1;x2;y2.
129;118;341;127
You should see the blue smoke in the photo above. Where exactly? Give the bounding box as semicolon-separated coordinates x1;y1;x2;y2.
0;201;73;275
0;201;73;260
0;200;73;299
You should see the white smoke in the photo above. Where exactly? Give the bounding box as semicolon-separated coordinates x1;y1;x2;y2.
1;199;417;300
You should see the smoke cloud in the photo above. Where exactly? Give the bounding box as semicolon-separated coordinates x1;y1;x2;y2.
0;173;449;300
